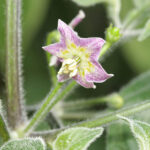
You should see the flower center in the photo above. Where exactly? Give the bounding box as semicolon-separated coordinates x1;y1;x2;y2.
58;57;80;78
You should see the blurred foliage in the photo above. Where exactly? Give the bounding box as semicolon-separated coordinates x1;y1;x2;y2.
121;0;150;73
122;38;150;73
1;0;150;149
120;70;150;105
107;70;150;150
119;116;150;150
107;122;137;150
0;0;6;74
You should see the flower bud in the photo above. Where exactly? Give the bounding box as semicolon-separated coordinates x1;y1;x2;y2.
107;93;124;109
105;24;122;44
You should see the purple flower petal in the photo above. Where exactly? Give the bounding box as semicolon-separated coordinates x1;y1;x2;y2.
42;42;65;56
69;10;85;29
73;74;95;88
43;19;113;89
79;37;105;60
58;19;79;46
86;59;113;83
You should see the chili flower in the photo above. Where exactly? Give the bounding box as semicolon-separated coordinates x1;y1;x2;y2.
43;20;113;88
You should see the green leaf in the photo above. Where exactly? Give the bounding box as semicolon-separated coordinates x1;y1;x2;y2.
119;71;150;105
118;115;150;150
106;122;137;150
138;19;150;41
53;127;103;150
133;0;149;9
0;101;10;146
71;0;106;7
0;138;46;150
0;0;6;73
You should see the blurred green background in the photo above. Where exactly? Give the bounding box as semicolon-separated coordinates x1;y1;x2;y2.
0;0;150;149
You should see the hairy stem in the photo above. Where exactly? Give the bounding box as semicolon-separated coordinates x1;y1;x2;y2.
62;93;123;111
99;42;111;59
22;83;63;136
6;0;26;129
77;100;150;127
62;97;107;111
23;81;76;136
31;100;150;141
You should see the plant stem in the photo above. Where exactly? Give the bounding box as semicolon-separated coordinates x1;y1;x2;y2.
22;80;76;136
123;2;150;29
31;100;150;141
22;83;63;135
99;42;111;59
60;111;98;120
40;81;76;125
62;93;123;111
62;97;107;111
6;0;26;129
77;100;150;127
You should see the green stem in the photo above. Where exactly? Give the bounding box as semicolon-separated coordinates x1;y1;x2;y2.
99;42;111;59
62;97;106;110
42;81;76;119
22;83;63;135
22;80;76;136
77;100;150;127
32;100;150;141
60;111;98;120
6;0;26;129
62;93;123;111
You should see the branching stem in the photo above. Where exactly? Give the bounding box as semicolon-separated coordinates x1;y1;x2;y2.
22;80;76;136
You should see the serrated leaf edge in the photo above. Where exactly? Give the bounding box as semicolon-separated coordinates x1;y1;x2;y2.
53;127;104;150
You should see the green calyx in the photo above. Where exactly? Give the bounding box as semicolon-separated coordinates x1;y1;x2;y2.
105;24;122;44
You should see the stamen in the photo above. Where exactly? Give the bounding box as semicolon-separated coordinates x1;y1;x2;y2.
58;57;81;78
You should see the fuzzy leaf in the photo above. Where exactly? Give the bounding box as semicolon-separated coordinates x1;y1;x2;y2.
0;0;6;73
0;138;46;150
106;122;137;150
119;115;150;150
53;127;103;150
138;19;150;41
71;0;106;7
0;101;10;146
133;0;149;9
120;71;150;105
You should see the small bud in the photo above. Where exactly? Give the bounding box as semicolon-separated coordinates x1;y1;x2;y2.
106;93;124;109
105;24;122;44
69;10;85;29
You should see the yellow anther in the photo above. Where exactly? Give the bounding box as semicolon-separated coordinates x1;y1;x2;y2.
58;58;79;78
